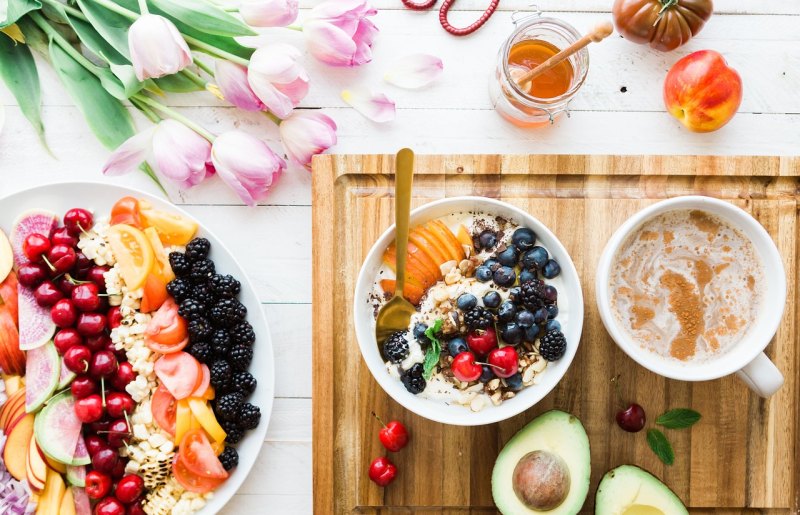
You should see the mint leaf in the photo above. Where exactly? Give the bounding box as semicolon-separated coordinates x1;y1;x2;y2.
422;319;443;380
656;409;701;429
646;429;675;465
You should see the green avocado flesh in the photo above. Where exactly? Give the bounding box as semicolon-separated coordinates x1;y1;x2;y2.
492;410;591;514
595;465;688;515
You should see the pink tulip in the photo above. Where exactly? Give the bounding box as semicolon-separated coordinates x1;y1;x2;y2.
240;0;298;27
102;120;212;189
247;43;309;119
211;131;285;206
304;0;378;67
279;111;337;171
215;60;265;112
128;14;192;81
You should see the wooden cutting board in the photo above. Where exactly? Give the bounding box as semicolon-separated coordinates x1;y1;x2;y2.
311;154;800;514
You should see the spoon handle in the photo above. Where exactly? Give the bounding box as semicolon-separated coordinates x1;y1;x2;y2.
394;148;415;297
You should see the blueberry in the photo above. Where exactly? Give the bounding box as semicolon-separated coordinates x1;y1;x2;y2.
493;266;516;287
546;304;559;319
483;258;499;270
500;322;523;346
542;285;558;304
478;230;497;250
515;310;535;328
533;307;549;324
447;337;469;357
497;301;516;323
542;259;561;278
483;291;501;309
522;246;549;270
512;228;537;251
496;246;519;267
508;286;521;302
457;293;478;311
519;269;537;284
524;325;540;343
413;322;428;341
479;365;495;383
545;319;562;333
505;373;524;391
475;266;493;282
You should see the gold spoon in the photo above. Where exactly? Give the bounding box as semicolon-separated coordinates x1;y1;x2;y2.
375;148;417;355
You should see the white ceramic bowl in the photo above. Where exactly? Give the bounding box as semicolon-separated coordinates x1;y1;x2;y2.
354;197;584;426
0;182;274;514
595;196;786;386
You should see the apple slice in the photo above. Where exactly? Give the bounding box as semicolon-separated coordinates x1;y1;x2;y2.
3;412;34;481
0;229;12;284
0;387;25;430
0;271;18;322
4;374;24;396
38;467;66;515
45;453;67;474
27;433;47;491
0;311;24;376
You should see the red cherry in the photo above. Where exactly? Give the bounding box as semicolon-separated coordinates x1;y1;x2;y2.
104;339;126;362
63;345;91;374
55;275;78;296
64;208;93;236
74;394;104;423
51;227;78;247
89;350;118;379
71;375;98;399
73;251;93;278
54;328;83;354
85;333;111;353
107;306;122;329
91;448;119;475
451;352;483;383
111;457;127;479
466;327;498;357
16;263;48;288
84;435;110;457
487;346;519;379
89;419;111;434
46;245;76;274
616;403;646;433
85;470;113;499
106;418;130;448
372;413;409;452
115;474;144;504
51;299;77;327
33;281;64;307
112;362;136;391
368;456;397;487
72;283;101;312
94;496;125;515
106;392;134;418
127;502;146;515
76;312;107;336
23;233;51;262
87;266;109;290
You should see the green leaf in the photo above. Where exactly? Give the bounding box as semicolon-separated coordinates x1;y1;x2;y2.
646;429;675;466
76;0;132;59
153;72;202;93
149;0;255;37
17;16;48;55
66;13;127;65
48;39;135;149
656;409;701;429
0;32;46;146
422;318;443;380
0;0;41;28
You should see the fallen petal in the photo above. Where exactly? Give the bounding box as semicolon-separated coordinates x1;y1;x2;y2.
341;88;396;123
384;53;443;89
102;127;156;176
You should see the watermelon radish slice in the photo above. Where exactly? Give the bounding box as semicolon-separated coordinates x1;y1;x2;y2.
25;341;60;413
18;285;55;350
66;465;86;487
10;209;58;267
71;486;91;515
33;389;84;465
71;433;90;465
58;357;77;389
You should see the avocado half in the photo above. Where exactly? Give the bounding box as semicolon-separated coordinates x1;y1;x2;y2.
492;410;591;515
595;465;689;515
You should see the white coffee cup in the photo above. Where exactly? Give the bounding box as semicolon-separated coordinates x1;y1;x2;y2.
595;196;785;398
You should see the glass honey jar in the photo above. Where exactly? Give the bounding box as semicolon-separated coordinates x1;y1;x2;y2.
489;14;589;128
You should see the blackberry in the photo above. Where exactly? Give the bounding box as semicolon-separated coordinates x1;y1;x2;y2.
191;283;216;307
169;252;191;277
539;330;567;361
215;392;244;421
383;331;409;364
230;321;255;346
210;360;233;392
189;259;216;284
210;274;241;298
210;329;232;357
238;403;261;430
185;238;211;262
188;318;213;341
186;342;213;363
233;372;257;396
400;363;426;395
210;299;247;328
221;419;243;444
178;298;206;321
166;278;192;302
218;446;239;471
228;345;253;372
464;306;494;331
519;278;547;311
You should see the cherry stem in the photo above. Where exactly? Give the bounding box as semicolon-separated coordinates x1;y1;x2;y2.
101;377;107;408
41;255;56;272
371;411;387;429
476;361;507;374
78;222;90;237
66;273;92;285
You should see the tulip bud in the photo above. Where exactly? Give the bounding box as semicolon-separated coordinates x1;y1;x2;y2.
279;111;337;171
128;14;192;81
240;0;299;27
247;43;309;119
211;131;285;206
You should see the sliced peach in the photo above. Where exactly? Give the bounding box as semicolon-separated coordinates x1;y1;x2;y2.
407;241;442;282
431;220;466;261
456;224;473;249
423;221;461;263
415;225;455;267
409;229;447;267
4;413;33;481
383;246;435;289
380;279;423;305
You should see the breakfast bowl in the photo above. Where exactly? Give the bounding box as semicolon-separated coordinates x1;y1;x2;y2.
354;196;584;426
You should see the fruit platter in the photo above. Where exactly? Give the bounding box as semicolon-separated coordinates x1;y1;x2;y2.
0;183;274;515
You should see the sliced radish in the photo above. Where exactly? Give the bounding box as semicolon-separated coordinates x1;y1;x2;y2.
154;351;201;400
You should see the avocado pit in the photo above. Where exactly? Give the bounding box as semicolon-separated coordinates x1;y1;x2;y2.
512;450;570;510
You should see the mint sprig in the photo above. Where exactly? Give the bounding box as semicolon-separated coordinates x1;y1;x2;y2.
656;408;701;429
646;429;675;465
422;319;443;380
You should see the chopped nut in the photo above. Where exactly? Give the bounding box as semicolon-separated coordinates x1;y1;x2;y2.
439;300;453;311
444;268;462;285
530;356;547;373
522;367;535;385
487;378;501;391
439;260;458;276
503;391;516;400
490;392;502;405
470;396;485;412
461;392;477;404
466;383;484;393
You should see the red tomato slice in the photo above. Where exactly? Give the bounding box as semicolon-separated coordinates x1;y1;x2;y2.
179;428;229;479
172;452;226;494
154;352;201;400
151;384;177;437
111;197;142;227
191;364;210;398
145;298;187;347
141;273;168;313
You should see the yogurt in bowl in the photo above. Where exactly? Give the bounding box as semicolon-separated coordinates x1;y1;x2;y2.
354;197;584;426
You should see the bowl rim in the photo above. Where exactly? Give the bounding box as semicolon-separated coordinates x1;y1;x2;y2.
353;196;584;426
594;195;787;381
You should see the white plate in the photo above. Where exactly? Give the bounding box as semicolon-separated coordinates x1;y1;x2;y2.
0;182;274;514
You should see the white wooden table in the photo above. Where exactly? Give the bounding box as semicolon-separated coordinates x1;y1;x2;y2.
1;1;798;512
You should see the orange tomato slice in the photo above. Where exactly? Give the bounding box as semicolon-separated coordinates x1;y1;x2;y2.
110;197;142;228
144;227;175;283
151;385;177;437
141;273;169;314
154;352;201;400
107;224;154;291
139;201;198;246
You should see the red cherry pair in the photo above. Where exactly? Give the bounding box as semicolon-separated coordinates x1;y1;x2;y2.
368;413;410;488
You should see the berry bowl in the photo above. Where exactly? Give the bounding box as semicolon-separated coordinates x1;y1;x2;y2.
354;196;584;426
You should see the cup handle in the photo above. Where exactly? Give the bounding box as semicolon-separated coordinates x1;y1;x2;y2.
734;352;784;398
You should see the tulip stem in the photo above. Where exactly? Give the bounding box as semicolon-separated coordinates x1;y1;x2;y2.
285;25;303;32
263;111;282;125
40;0;88;21
184;35;249;67
130;96;162;124
141;162;168;196
132;94;217;142
193;58;215;77
180;68;208;89
29;12;101;79
138;0;149;15
86;0;139;21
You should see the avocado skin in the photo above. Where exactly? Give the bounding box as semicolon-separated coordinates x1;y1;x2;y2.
595;465;689;515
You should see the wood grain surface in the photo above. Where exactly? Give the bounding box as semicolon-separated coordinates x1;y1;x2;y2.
311;154;799;514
